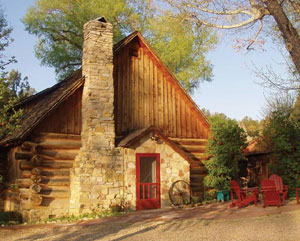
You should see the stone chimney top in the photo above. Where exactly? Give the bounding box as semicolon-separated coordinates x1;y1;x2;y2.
96;16;107;23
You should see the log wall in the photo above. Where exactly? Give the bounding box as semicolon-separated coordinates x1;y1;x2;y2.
114;39;209;139
10;132;81;216
34;86;83;135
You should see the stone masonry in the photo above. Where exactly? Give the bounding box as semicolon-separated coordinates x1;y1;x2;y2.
70;18;123;214
123;135;190;209
69;18;190;214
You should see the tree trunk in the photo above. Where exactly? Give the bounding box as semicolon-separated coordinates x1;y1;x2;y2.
264;0;300;75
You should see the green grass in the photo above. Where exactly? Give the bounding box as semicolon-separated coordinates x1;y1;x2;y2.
41;209;132;224
0;211;22;225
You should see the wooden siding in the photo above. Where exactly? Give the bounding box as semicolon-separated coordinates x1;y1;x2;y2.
114;39;209;139
34;86;83;135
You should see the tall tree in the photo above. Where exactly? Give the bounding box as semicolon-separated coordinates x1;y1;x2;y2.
262;93;300;194
239;116;262;138
23;0;217;92
161;0;300;81
0;7;15;69
0;7;33;139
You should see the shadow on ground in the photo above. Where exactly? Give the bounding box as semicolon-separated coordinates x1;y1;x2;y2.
1;199;299;241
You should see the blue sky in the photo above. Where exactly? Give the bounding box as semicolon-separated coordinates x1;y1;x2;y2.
1;0;288;121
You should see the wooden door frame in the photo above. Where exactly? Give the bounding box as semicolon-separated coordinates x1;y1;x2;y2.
136;153;161;210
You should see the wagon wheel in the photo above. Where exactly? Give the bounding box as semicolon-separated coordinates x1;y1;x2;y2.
169;180;191;206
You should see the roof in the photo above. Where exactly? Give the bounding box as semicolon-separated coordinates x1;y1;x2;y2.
118;126;202;168
244;138;272;156
0;70;84;146
1;30;209;147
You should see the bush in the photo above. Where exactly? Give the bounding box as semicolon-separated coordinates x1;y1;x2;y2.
0;211;22;225
204;115;247;191
263;99;300;196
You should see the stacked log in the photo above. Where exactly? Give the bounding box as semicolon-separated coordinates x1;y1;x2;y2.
14;132;81;209
169;137;208;196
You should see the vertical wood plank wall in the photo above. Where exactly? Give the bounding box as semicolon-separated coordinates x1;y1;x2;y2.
34;86;83;135
114;40;209;139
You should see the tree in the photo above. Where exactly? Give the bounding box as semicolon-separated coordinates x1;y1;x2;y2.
262;94;300;195
204;114;247;191
160;0;300;81
239;116;262;138
0;7;15;69
23;0;217;92
0;8;34;139
0;70;33;140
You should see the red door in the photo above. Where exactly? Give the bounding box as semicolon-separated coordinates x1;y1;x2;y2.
136;153;161;210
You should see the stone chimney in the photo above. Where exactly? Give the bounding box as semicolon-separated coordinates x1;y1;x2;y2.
70;17;123;214
81;17;115;150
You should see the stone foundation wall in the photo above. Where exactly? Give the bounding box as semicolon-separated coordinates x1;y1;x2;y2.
123;135;190;209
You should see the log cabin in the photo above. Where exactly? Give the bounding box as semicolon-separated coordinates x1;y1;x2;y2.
0;17;209;222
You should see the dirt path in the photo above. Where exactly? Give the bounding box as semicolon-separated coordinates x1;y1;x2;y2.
1;200;300;241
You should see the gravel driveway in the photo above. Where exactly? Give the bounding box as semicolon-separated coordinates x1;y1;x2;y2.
1;201;300;241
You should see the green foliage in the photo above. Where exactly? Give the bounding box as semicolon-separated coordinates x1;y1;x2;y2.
141;12;216;92
203;189;217;202
239;116;262;138
0;211;22;225
0;70;34;140
0;8;15;69
40;209;130;225
23;0;216;92
0;7;34;140
204;115;247;191
263;96;300;196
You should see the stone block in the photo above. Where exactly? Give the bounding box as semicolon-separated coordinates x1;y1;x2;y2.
128;162;135;169
179;169;184;177
126;194;133;201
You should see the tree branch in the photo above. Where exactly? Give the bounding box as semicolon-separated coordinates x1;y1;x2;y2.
60;61;81;70
166;0;269;30
40;27;82;50
191;14;260;29
247;19;263;50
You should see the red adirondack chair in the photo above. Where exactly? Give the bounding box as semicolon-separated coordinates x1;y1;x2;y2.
229;180;257;208
269;174;289;205
261;179;281;208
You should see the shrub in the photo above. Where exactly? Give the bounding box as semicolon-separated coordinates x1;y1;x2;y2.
263;99;300;196
204;115;247;191
0;211;22;225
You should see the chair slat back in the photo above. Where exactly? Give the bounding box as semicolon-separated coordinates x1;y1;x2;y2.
230;180;242;200
261;179;276;189
261;179;281;206
269;174;283;192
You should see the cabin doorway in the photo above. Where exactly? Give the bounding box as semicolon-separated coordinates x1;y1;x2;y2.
136;153;161;210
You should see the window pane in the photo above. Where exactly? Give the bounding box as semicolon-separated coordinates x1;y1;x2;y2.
140;157;156;183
